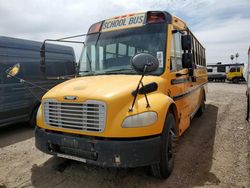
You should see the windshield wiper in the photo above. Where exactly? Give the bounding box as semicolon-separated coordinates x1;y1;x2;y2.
78;70;95;76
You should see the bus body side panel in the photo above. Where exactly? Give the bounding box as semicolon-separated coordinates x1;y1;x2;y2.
163;24;192;136
192;67;208;113
166;21;208;136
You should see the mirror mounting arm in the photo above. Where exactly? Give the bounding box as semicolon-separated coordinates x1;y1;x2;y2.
140;81;150;108
129;65;150;112
129;53;159;112
7;74;48;102
20;79;43;102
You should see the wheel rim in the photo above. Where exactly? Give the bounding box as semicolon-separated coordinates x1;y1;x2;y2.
166;132;173;163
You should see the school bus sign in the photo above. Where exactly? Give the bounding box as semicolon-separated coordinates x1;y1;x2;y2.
101;13;145;32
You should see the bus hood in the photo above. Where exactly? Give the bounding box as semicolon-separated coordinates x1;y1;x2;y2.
43;75;165;102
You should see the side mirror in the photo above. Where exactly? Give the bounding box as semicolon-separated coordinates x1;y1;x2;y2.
76;62;79;72
131;53;159;74
182;53;193;69
40;43;46;73
181;35;192;51
6;63;21;78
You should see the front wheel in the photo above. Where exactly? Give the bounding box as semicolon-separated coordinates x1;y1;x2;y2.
29;106;39;127
232;77;239;84
151;113;175;179
196;93;205;117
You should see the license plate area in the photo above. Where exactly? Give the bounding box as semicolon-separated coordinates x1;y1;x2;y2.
61;137;79;148
57;153;87;163
48;138;98;161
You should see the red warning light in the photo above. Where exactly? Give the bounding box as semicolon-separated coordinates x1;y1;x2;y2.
147;12;165;24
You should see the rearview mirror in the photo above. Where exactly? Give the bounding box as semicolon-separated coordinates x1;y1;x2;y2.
182;53;193;69
181;35;192;51
40;43;46;73
6;63;21;78
131;53;159;74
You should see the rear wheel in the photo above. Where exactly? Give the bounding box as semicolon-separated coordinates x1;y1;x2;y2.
151;113;175;179
196;93;205;117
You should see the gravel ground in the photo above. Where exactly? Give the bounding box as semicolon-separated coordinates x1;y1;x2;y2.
0;82;249;188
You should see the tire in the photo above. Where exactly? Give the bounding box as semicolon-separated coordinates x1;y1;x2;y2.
196;92;205;117
232;77;239;84
29;106;39;127
151;113;175;179
247;93;249;121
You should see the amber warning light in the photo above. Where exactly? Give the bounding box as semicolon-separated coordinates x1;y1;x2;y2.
147;12;166;23
88;22;102;34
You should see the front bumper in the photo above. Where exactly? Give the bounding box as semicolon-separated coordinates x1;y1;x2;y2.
35;127;162;168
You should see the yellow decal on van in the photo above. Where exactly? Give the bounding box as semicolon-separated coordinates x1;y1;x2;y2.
101;13;146;32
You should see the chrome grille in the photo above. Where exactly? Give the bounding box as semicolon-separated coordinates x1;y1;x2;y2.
43;99;106;132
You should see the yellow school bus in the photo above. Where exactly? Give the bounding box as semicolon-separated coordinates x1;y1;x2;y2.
35;11;207;179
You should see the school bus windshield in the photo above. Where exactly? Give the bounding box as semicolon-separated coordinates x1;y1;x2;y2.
79;23;166;75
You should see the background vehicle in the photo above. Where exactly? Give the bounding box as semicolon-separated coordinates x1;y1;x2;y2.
207;66;226;82
226;65;245;83
0;36;76;127
247;46;250;121
35;11;207;179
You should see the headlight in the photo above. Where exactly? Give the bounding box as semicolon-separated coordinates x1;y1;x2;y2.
122;111;158;128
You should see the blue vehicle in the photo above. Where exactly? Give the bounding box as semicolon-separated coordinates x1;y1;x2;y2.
0;36;76;127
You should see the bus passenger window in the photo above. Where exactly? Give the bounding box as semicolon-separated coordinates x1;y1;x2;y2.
118;43;127;57
106;44;116;59
128;46;135;57
136;48;143;53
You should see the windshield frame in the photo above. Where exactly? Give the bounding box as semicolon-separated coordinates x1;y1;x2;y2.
78;22;168;76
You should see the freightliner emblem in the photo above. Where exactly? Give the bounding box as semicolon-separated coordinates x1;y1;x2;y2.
64;96;78;100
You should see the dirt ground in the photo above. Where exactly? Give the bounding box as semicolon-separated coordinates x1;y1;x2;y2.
0;83;249;188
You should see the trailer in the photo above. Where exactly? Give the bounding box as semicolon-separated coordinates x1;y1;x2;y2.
207;65;226;82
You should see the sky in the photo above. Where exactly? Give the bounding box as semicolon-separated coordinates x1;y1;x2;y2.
0;0;249;65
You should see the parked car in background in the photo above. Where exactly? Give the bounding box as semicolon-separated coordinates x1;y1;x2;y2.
0;36;76;127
